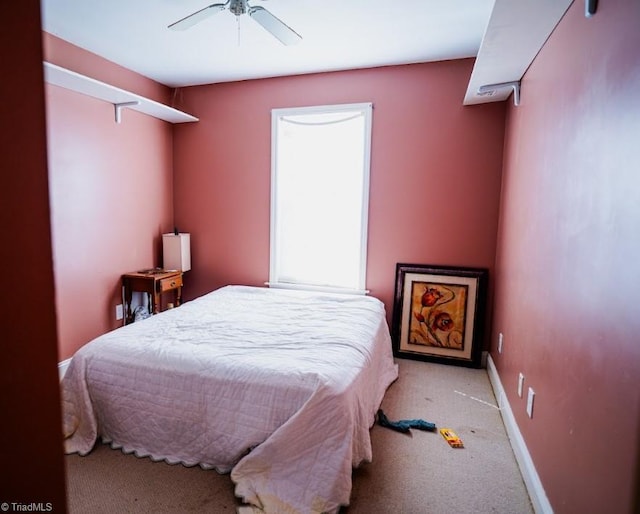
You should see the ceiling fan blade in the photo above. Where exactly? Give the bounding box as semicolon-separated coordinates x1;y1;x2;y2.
168;3;227;31
248;6;302;45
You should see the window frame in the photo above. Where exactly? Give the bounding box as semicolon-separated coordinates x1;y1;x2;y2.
268;102;373;294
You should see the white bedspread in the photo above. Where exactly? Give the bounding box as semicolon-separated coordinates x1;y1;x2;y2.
62;285;398;513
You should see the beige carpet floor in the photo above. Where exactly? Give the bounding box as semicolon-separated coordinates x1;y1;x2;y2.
65;359;533;513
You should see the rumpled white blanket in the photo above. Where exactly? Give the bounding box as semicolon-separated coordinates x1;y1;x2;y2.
62;285;398;513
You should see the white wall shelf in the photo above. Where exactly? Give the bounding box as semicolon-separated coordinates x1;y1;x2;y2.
463;0;572;106
43;62;198;124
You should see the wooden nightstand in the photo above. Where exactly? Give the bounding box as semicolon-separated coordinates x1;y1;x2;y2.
122;269;183;325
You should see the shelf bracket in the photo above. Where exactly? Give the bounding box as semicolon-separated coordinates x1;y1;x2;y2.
114;101;140;123
478;81;521;106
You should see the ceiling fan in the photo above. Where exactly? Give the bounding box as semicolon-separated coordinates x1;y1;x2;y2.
168;0;302;46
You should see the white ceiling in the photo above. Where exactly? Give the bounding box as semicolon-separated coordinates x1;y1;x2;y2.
41;0;495;88
41;0;574;106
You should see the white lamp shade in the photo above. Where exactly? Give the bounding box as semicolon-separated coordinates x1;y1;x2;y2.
163;233;191;271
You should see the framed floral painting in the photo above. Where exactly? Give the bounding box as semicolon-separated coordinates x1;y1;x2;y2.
391;263;488;368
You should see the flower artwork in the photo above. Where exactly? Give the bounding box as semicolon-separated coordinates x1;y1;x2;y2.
392;264;488;367
409;282;468;350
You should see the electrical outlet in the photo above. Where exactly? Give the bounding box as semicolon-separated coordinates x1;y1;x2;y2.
116;304;124;321
498;333;504;354
526;387;535;418
518;373;525;397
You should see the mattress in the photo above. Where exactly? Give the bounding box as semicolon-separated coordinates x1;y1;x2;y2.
61;285;398;513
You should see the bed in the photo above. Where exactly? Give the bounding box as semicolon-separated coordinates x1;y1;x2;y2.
61;285;398;513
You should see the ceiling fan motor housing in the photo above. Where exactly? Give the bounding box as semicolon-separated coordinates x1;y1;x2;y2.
230;0;249;16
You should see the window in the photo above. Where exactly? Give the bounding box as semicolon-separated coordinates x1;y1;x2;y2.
269;103;373;294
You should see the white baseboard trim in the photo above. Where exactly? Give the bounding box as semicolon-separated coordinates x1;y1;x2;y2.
486;355;553;514
58;358;71;381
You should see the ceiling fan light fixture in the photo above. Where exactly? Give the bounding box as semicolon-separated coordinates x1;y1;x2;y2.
168;0;302;45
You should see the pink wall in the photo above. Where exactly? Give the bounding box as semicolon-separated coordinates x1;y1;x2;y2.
173;61;506;340
492;0;640;512
0;2;66;508
44;37;175;360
